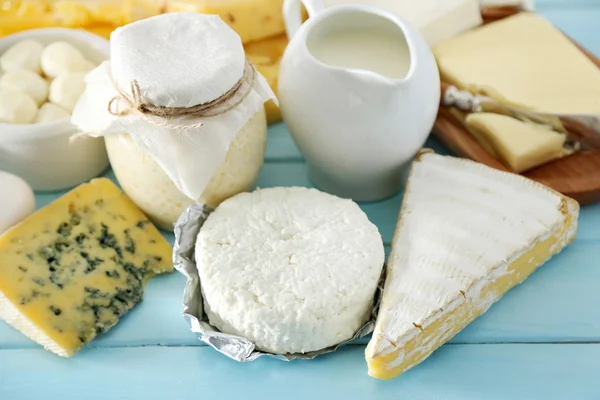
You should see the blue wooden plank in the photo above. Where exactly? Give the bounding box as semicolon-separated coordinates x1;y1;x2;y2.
265;122;304;161
1;344;599;400
3;158;599;350
1;225;597;350
537;0;600;10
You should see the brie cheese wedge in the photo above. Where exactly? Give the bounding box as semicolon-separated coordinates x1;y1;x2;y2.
366;150;579;380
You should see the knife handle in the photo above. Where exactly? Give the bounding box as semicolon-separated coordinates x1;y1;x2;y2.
440;82;452;107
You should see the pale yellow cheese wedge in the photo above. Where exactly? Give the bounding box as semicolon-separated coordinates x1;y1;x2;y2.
0;178;174;357
465;113;567;172
366;150;579;380
433;13;600;114
166;0;286;44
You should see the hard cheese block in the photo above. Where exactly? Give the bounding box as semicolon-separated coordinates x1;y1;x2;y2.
166;0;286;44
465;113;568;173
245;33;288;124
366;150;579;380
324;0;482;46
0;178;173;357
434;13;600;114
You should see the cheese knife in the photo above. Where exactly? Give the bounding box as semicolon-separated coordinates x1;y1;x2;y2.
440;82;600;135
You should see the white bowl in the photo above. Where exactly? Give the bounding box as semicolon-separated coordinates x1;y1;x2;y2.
0;28;110;192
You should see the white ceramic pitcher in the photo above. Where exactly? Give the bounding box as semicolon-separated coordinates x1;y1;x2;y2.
279;0;440;201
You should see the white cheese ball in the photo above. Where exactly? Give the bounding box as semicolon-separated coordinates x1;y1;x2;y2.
79;59;97;73
0;69;49;105
34;102;71;123
196;187;385;354
0;171;35;235
0;87;38;124
0;39;44;73
40;41;87;79
48;72;86;112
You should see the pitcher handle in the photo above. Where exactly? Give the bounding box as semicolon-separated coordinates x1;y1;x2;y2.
283;0;325;39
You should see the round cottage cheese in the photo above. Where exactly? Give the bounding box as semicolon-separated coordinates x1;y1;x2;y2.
195;187;385;354
105;110;267;231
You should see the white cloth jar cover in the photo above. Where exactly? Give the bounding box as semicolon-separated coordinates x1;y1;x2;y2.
72;12;276;200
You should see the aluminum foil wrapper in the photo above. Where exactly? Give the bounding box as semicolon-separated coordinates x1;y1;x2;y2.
173;203;384;362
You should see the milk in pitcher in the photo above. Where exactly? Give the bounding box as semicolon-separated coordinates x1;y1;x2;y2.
308;27;411;80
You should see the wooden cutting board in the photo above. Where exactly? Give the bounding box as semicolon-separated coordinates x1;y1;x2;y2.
433;7;600;205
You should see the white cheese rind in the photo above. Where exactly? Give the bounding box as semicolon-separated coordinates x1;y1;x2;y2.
196;187;385;354
367;151;578;371
0;291;67;357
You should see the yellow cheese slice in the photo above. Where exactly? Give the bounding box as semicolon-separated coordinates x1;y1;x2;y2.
245;33;288;124
449;108;500;158
0;178;173;357
433;13;600;115
365;150;579;380
166;0;286;44
465;113;567;173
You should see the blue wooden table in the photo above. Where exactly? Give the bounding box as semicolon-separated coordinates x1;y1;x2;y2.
1;1;599;398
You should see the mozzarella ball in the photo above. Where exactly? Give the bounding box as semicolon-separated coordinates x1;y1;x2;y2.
49;72;86;112
40;41;87;79
79;59;97;73
0;87;38;124
0;39;44;73
0;70;49;105
34;102;71;123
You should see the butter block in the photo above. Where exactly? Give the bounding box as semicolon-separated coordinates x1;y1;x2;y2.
434;13;600;114
465;113;567;173
479;0;535;11
166;0;286;44
324;0;482;46
0;178;174;357
366;150;578;380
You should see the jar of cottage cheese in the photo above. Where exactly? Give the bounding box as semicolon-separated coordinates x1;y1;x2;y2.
105;110;267;230
71;13;276;230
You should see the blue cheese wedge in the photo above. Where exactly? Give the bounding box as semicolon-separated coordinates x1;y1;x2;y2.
366;150;579;380
0;178;173;357
196;187;385;354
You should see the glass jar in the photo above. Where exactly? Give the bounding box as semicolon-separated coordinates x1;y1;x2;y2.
105;110;267;231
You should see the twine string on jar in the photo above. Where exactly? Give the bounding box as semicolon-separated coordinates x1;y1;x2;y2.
107;59;256;130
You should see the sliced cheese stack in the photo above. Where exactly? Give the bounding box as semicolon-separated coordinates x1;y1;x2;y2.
434;13;600;115
166;0;286;45
245;34;288;124
0;0;164;38
0;178;174;357
366;150;579;380
465;113;568;173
